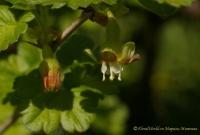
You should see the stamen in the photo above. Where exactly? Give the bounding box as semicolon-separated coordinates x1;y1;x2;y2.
109;71;115;81
102;73;106;81
118;72;122;81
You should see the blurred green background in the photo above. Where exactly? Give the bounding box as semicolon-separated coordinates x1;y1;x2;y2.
1;0;200;135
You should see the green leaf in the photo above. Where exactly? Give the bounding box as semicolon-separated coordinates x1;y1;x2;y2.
0;6;35;51
138;0;176;15
18;11;35;22
22;104;60;134
14;69;104;133
156;0;195;7
8;0;117;10
12;1;36;10
67;0;117;10
51;3;66;9
56;35;94;68
13;70;43;99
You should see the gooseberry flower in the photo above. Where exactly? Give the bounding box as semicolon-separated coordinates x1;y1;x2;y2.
84;11;140;81
39;44;60;92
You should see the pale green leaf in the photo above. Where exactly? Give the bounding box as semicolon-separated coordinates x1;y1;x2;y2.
51;3;66;9
0;6;35;51
67;0;117;9
8;0;117;10
0;6;16;26
18;11;35;22
156;0;195;7
22;105;60;134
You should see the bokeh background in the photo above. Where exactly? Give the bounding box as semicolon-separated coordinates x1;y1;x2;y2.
1;0;200;135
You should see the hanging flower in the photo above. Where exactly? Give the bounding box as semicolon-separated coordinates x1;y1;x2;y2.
85;42;140;81
84;11;141;81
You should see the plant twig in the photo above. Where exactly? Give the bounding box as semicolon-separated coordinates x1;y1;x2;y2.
0;108;21;134
53;11;93;51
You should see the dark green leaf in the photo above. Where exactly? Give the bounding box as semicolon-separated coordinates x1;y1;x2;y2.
82;76;120;95
138;0;176;15
13;70;43;99
56;35;94;68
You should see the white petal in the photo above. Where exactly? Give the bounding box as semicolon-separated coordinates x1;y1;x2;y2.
101;62;107;74
109;62;121;74
101;62;107;81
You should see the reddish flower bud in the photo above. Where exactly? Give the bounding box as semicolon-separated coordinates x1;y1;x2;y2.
39;59;60;92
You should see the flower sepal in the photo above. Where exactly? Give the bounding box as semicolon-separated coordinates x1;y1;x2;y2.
120;42;141;64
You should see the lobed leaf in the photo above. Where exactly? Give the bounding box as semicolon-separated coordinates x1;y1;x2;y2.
14;69;104;133
0;6;35;51
22;104;60;134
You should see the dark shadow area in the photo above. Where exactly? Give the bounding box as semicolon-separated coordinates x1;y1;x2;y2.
80;90;104;113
